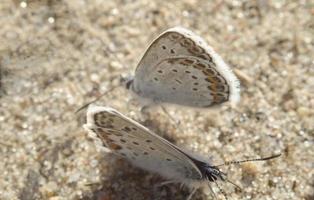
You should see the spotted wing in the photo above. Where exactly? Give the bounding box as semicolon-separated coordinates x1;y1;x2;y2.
84;105;202;182
132;27;240;107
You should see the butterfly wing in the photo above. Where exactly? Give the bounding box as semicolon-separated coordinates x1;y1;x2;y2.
132;27;240;107
84;105;203;183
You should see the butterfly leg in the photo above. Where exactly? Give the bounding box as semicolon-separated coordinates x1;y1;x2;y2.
186;188;197;200
160;105;181;125
214;180;228;200
207;182;217;200
157;180;178;188
159;105;190;135
140;105;150;114
126;96;140;110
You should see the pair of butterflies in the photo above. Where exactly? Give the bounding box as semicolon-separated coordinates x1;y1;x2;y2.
83;27;280;199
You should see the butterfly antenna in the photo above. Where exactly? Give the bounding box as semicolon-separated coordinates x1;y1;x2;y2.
75;84;120;114
214;154;281;167
75;40;130;114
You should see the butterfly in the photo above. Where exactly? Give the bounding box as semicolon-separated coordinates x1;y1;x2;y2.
83;105;280;199
122;27;240;108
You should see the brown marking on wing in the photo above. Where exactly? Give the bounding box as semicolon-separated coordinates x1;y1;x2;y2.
188;45;204;55
122;126;132;132
168;32;215;65
180;38;195;48
193;63;207;70
203;68;217;77
179;58;195;66
94;127;123;150
198;53;213;63
160;31;233;104
213;93;228;103
215;84;228;92
94;112;116;128
167;59;177;64
92;127;125;150
108;142;122;150
168;32;183;41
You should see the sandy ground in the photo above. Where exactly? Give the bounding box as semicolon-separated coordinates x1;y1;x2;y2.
0;0;313;200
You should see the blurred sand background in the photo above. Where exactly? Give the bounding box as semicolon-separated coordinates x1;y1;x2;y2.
0;0;313;199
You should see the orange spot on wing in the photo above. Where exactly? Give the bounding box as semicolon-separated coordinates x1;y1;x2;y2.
188;45;204;54
108;142;122;150
179;59;194;66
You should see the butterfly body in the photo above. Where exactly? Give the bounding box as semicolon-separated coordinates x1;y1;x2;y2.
127;27;240;108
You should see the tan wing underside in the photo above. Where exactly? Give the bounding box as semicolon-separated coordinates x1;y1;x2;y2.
132;27;237;106
85;106;203;181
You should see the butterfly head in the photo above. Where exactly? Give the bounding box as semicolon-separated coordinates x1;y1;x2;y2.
120;75;134;90
205;165;227;182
